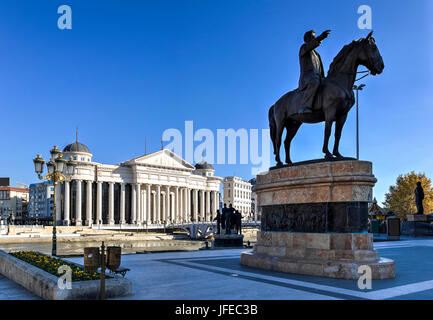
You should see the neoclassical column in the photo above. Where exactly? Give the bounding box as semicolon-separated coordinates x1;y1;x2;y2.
156;185;161;224
193;189;198;222
55;182;62;225
96;181;102;224
200;190;205;222
131;184;136;224
146;184;151;224
206;190;210;222
168;192;176;223
136;184;141;224
63;180;70;226
162;192;166;223
76;180;82;226
108;182;114;225
212;191;218;219
141;189;145;225
210;190;215;220
181;188;186;222
86;181;93;226
174;187;182;223
187;188;192;222
165;186;170;223
152;191;156;223
182;188;186;222
171;191;175;223
120;183;126;224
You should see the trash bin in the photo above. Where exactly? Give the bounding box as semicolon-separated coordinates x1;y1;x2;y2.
387;217;400;240
84;247;101;273
370;219;380;234
107;246;122;272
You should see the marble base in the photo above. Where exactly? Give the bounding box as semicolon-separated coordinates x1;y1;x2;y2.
255;160;377;206
401;221;432;236
241;232;395;279
214;234;244;247
407;214;428;222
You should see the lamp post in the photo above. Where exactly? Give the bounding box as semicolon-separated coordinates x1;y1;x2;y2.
353;84;366;160
33;146;77;256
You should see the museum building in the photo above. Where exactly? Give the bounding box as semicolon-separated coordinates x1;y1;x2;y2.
55;141;222;226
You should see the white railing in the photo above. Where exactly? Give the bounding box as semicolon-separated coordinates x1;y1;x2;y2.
91;221;260;230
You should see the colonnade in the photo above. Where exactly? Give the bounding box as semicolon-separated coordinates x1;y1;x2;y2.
57;180;220;226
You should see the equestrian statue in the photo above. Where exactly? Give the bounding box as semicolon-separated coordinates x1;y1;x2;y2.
268;30;384;166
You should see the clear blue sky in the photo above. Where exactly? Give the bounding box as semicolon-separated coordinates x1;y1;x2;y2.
1;0;432;205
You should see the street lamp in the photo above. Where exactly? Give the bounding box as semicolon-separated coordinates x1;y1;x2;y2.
353;84;366;160
33;146;77;256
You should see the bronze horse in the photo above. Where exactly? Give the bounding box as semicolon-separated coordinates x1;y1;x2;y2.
269;31;384;166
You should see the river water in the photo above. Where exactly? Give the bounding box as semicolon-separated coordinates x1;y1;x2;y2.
0;239;206;256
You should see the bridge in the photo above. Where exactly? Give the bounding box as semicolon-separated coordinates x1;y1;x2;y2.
91;221;260;239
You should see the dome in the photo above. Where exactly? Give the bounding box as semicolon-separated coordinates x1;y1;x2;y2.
195;161;214;170
63;142;91;154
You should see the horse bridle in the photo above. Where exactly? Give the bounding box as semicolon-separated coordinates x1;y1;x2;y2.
355;70;370;82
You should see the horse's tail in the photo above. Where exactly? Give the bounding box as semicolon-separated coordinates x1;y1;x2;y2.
268;105;277;155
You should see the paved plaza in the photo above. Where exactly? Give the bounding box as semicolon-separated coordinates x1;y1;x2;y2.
2;237;433;300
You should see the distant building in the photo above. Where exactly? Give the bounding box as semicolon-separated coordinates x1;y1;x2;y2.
0;180;29;224
368;198;393;221
49;140;222;226
223;176;252;219
28;181;55;221
249;178;261;221
0;178;10;187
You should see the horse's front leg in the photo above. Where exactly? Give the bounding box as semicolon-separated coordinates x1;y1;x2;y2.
333;114;348;158
275;123;284;166
322;121;333;159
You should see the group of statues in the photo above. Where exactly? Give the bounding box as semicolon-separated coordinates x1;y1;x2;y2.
214;203;243;235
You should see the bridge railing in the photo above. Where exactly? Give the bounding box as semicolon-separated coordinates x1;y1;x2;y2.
91;221;260;230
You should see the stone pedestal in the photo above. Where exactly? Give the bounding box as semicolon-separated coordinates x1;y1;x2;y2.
407;214;428;222
240;160;395;279
402;215;431;236
214;234;244;247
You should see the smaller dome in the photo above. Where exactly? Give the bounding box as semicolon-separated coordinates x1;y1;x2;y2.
63;142;91;154
195;161;214;170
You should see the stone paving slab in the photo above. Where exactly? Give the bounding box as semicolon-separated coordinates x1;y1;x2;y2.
0;275;39;300
62;238;433;300
2;237;433;300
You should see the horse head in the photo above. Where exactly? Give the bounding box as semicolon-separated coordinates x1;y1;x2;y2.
357;31;384;76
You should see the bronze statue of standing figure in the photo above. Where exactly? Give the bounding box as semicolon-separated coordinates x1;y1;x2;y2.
269;31;384;166
415;182;424;215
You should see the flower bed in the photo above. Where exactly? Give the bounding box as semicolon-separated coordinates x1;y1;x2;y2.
0;250;132;299
9;251;99;281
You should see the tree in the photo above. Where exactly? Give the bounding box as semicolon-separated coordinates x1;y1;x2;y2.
383;171;433;219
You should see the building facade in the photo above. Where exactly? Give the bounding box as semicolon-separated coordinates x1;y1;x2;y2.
249;178;260;222
55;141;222;226
0;182;29;223
28;181;54;220
222;176;252;219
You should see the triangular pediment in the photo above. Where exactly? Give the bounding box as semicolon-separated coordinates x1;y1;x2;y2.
123;149;195;170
